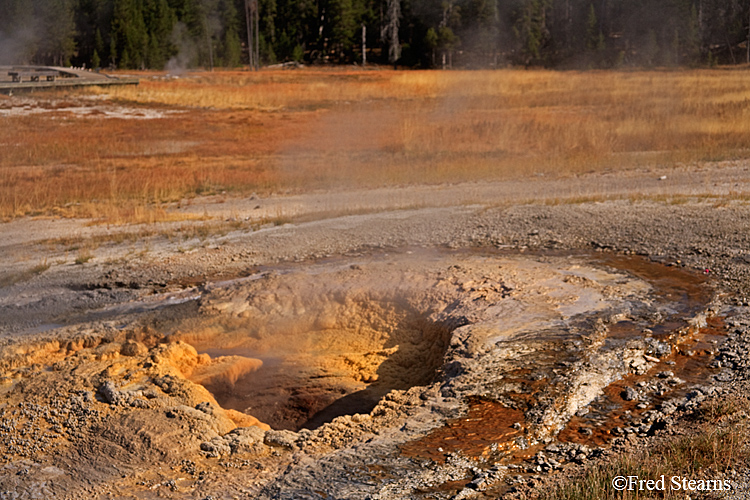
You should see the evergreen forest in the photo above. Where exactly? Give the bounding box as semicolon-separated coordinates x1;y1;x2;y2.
2;0;750;69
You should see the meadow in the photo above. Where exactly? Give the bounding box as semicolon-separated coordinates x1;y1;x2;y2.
3;67;750;221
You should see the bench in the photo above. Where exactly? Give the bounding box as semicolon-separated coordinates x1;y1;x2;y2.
8;71;59;83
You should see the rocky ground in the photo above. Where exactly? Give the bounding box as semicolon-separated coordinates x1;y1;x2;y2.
1;164;750;499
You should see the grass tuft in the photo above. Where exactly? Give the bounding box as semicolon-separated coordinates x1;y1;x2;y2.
74;252;94;265
541;397;750;500
29;259;50;275
0;259;52;287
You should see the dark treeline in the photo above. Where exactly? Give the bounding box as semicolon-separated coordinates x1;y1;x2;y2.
2;0;750;69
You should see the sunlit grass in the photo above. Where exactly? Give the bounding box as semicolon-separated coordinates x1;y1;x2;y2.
3;68;750;221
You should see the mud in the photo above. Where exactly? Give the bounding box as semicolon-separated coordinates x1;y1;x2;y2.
400;397;526;463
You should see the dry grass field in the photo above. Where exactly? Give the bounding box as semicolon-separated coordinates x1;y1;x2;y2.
3;67;750;221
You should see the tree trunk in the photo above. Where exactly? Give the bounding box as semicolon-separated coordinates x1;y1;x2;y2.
381;0;400;66
727;33;737;64
206;30;214;71
362;23;366;65
250;0;255;69
255;0;260;69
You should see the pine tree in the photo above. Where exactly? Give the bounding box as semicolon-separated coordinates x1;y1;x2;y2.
514;0;550;65
95;28;105;60
585;3;604;51
37;0;77;65
111;0;149;68
462;0;500;66
216;0;242;65
259;0;277;63
438;26;457;68
110;34;118;67
684;3;701;65
273;0;316;61
424;27;438;66
324;0;357;60
143;0;177;68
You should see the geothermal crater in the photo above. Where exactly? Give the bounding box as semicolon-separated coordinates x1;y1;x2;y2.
181;291;454;431
162;249;713;440
0;249;722;498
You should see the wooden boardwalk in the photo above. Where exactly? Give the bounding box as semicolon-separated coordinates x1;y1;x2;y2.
0;66;139;94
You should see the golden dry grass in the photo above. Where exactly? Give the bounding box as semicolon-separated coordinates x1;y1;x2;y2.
541;396;750;500
3;68;750;220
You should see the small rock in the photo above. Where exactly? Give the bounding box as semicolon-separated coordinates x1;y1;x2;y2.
200;440;231;458
195;402;216;415
98;381;122;405
264;429;299;450
621;387;638;401
686;390;705;403
130;398;149;409
646;339;672;358
120;340;147;357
